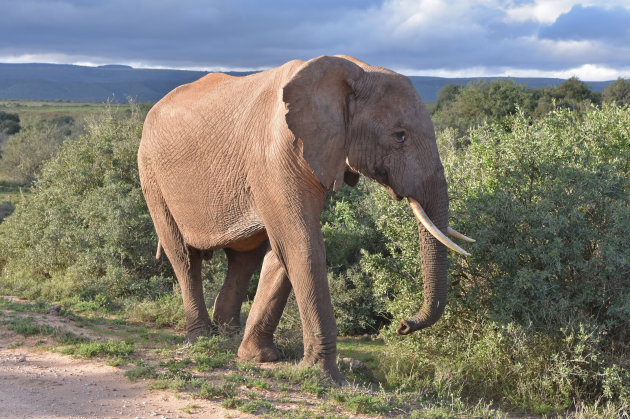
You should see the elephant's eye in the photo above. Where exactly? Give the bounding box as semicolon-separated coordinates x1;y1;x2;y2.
394;131;406;143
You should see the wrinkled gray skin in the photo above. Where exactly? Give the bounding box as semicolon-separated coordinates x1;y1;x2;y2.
138;55;449;382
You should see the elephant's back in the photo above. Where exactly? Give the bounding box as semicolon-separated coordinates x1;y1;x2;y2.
138;64;302;250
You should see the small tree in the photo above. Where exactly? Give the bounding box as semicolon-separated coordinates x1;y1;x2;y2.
602;78;630;106
534;77;601;116
0;111;21;136
431;79;535;136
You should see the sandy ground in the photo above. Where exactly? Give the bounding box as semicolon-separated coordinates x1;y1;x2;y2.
0;326;242;419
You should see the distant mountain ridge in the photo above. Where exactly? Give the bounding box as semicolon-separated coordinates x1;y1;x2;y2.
0;62;615;103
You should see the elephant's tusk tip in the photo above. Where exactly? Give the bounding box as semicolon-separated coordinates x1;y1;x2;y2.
447;227;476;243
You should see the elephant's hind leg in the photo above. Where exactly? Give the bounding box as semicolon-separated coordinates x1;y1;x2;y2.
139;159;211;342
238;248;291;362
212;242;268;330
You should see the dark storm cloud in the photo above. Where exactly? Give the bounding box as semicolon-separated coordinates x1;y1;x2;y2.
0;0;629;76
0;0;381;68
539;5;630;44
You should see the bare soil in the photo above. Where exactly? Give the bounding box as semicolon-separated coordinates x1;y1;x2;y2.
0;296;402;418
0;296;255;419
0;326;243;418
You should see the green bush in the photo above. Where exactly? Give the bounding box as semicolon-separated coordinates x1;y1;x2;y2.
322;180;387;335
0;200;14;222
367;104;630;412
602;78;630;106
0;116;80;184
126;289;185;329
0;105;174;303
431;79;538;136
0;111;20;136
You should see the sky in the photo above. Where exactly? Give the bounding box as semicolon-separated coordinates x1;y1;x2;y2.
1;0;629;81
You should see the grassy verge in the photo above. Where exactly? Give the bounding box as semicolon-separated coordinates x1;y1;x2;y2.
0;99;130;123
0;297;506;418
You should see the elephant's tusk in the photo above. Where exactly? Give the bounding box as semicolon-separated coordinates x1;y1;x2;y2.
408;198;471;257
155;240;163;260
448;227;476;243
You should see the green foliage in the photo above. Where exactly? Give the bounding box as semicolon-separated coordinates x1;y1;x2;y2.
446;105;629;335
534;77;601;117
2;314;87;345
431;79;537;136
235;399;275;414
328;269;383;336
247;377;270;390
126;290;185;329
369;104;630;412
602;78;630;106
195;382;237;399
62;339;134;359
4;316;56;336
432;77;605;138
0;121;66;184
322;180;387;335
188;335;236;371
124;364;159;381
0;111;20;136
330;389;392;415
0;105;175;303
0;200;15;222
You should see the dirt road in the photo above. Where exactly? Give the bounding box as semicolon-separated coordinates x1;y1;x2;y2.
0;327;236;419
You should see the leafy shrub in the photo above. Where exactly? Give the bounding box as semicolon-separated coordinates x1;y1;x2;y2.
0;200;14;222
188;335;237;371
322;180;387;335
0;116;81;184
328;268;384;335
0;111;20;136
0;105;174;303
0;123;62;184
602;78;630;106
431;79;538;136
63;339;134;359
367;104;630;412
126;289;185;329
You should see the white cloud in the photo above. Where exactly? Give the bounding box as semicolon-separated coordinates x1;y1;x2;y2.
367;0;497;39
401;63;630;80
505;0;630;23
505;0;581;23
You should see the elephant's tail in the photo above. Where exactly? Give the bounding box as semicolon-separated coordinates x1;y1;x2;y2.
156;240;163;260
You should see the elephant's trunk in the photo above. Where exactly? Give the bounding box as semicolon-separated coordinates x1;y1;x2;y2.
397;191;450;335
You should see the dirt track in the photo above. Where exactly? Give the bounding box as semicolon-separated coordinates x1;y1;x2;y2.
0;326;239;418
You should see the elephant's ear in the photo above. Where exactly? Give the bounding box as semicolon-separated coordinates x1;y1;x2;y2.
283;56;364;191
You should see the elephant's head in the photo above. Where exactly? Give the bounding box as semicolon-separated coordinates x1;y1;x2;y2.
283;55;473;335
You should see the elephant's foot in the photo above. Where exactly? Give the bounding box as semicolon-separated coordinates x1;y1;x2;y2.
299;355;344;385
300;339;343;384
184;322;215;345
211;310;242;334
238;337;281;362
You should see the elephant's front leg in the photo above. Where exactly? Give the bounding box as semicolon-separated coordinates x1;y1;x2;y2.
238;248;292;362
212;243;267;330
288;243;340;382
255;197;341;382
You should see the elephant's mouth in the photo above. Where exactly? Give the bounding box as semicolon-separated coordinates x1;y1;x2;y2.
385;185;403;201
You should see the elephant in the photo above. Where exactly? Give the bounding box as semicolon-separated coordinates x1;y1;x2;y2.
138;55;473;382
